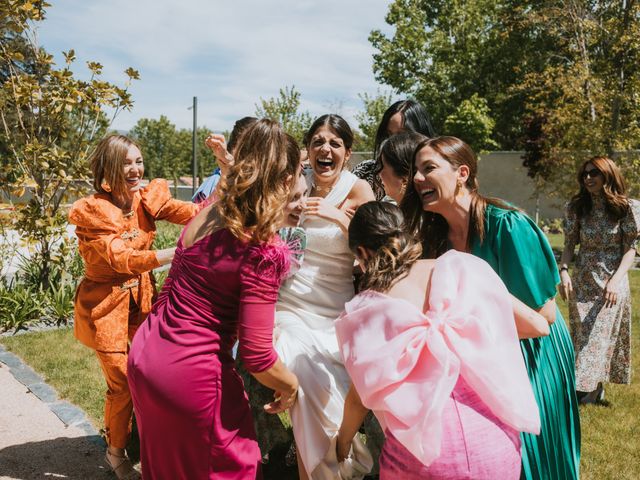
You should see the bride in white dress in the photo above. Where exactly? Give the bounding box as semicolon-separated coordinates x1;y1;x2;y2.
275;115;375;480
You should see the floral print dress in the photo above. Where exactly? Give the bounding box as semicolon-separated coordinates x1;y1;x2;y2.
563;196;640;391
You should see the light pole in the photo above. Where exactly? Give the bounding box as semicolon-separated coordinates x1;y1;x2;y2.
189;96;198;196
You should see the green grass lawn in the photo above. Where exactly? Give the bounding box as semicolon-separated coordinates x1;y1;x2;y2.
2;271;639;478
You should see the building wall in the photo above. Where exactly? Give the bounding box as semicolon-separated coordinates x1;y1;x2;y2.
350;151;565;221
3;151;566;220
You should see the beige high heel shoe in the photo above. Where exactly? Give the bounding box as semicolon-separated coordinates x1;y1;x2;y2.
105;449;141;480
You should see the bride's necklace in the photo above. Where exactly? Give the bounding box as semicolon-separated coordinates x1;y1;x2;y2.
311;177;339;196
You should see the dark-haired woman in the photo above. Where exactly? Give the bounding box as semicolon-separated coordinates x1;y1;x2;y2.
401;136;581;480
275;114;375;479
352;99;435;200
559;157;639;404
336;202;545;479
377;132;426;204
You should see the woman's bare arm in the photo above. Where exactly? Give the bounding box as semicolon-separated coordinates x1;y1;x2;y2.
512;295;551;338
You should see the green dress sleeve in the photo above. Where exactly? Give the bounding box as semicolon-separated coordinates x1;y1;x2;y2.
473;206;559;309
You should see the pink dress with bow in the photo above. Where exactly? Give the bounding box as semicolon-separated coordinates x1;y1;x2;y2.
335;251;541;480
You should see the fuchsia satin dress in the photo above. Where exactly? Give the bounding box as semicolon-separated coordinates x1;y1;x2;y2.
128;229;290;480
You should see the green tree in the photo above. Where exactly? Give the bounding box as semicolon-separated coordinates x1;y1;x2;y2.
255;85;312;144
370;0;640;196
444;94;498;153
129;116;186;180
354;90;393;152
0;0;138;289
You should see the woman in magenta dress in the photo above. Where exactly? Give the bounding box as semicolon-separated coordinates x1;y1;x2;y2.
127;120;305;480
335;202;546;479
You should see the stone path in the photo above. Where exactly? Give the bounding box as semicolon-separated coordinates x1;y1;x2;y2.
0;345;108;479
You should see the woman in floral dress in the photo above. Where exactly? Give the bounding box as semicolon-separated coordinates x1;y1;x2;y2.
559;156;640;404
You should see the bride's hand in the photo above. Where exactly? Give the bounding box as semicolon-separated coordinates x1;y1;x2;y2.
304;197;351;231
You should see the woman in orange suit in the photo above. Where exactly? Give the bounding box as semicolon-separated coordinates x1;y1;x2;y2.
69;134;199;480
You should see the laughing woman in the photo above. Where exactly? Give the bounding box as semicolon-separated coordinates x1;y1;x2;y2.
275;114;375;479
69;135;200;479
402;136;581;480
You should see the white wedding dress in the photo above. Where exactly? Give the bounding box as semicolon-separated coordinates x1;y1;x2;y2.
275;170;373;480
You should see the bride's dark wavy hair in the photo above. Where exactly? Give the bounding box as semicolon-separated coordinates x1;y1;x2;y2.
568;156;629;220
348;201;422;292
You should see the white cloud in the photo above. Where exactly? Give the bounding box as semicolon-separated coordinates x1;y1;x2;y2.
39;1;396;132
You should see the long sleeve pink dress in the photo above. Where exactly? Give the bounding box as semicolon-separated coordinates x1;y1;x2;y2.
335;251;541;480
127;228;290;480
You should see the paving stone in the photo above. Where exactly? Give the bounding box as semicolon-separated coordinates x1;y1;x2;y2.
27;381;58;403
10;363;42;386
50;400;87;426
0;348;23;368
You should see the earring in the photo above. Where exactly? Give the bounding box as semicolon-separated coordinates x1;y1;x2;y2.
455;180;464;197
400;181;407;196
101;181;111;193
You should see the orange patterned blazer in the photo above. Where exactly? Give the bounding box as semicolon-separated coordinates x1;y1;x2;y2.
69;179;200;351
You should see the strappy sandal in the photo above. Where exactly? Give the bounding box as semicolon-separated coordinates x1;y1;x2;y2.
105;450;141;480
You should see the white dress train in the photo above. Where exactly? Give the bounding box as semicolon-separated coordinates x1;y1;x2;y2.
275;170;373;479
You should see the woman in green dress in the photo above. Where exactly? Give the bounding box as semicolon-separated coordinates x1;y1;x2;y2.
401;136;580;480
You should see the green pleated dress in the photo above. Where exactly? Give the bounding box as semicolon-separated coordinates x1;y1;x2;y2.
471;205;580;480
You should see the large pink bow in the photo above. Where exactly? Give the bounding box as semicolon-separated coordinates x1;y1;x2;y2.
335;250;540;467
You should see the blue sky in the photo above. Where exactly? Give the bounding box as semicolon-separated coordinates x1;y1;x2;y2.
39;0;395;134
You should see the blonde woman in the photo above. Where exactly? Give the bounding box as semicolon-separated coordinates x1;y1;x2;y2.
127;120;304;479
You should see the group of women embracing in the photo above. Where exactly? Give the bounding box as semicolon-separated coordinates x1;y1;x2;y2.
70;100;589;480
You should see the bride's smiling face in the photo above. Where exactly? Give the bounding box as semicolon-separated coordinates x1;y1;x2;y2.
308;126;351;185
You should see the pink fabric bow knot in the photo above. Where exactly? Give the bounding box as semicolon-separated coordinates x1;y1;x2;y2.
335;250;540;467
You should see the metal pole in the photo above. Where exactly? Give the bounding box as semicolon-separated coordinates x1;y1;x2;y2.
191;96;198;196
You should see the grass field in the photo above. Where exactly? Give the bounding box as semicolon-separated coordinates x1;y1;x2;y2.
2;268;639;478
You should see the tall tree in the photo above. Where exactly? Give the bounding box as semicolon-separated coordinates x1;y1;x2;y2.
0;0;138;288
354;90;394;152
370;0;640;196
255;85;312;144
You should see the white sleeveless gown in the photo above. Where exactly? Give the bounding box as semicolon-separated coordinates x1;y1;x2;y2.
275;170;372;479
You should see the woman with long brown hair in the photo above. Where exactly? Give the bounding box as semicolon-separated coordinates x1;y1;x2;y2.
401;136;581;480
559;156;639;404
69;134;200;480
127;119;305;479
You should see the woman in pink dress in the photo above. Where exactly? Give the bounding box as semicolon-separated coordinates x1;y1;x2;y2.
127;120;306;480
335;202;546;479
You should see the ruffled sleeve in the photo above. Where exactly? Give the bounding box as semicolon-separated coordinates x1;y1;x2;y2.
563;202;580;253
483;206;558;309
622;199;640;253
69;197;160;275
140;179;200;224
335;250;540;468
237;240;291;373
